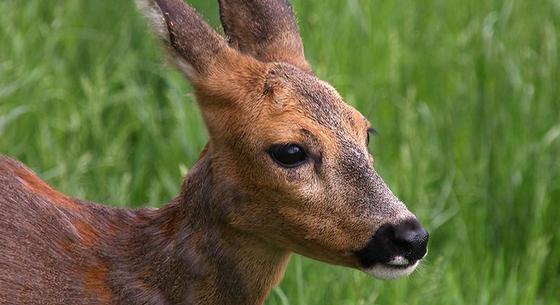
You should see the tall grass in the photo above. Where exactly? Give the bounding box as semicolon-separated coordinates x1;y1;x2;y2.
1;0;559;304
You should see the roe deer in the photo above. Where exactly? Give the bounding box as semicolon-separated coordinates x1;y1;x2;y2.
0;0;429;304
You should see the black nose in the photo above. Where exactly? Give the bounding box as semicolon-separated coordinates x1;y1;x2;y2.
355;218;429;268
392;218;429;262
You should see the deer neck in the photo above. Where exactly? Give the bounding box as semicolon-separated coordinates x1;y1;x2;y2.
117;151;291;305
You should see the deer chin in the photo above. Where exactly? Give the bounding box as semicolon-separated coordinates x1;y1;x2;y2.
363;257;420;280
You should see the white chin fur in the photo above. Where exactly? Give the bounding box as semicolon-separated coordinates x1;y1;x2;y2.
364;260;420;280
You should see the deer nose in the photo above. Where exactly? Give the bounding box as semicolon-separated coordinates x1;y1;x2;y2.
355;218;429;268
392;218;429;262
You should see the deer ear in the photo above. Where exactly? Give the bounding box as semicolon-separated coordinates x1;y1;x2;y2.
218;0;312;74
137;0;234;82
136;0;269;140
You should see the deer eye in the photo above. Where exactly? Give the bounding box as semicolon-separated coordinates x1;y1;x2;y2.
269;144;307;168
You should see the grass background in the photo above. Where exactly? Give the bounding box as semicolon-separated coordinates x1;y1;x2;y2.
1;0;559;304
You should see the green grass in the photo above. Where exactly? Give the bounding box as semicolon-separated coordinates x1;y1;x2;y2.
1;0;559;304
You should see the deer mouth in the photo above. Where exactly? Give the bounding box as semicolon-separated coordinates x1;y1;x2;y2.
354;247;424;279
384;256;416;268
354;247;426;279
353;218;429;279
363;258;420;279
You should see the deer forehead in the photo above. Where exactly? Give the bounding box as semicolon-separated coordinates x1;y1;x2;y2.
258;65;370;145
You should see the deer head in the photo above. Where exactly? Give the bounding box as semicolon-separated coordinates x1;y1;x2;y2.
137;0;428;280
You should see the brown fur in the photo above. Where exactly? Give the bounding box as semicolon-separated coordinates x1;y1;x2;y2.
73;219;101;247
85;262;113;302
0;0;423;304
1;160;79;211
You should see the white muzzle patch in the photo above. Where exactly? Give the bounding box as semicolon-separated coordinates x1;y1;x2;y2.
363;256;420;280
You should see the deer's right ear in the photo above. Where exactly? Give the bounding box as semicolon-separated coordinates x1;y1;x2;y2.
136;0;242;84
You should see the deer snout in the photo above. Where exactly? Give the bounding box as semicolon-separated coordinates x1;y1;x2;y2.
354;218;429;280
391;218;429;261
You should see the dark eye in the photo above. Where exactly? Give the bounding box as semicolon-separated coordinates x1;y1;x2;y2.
269;144;307;168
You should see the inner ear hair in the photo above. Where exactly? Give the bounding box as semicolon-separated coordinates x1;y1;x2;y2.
137;0;232;81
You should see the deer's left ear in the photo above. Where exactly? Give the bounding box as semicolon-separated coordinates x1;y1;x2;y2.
218;0;312;74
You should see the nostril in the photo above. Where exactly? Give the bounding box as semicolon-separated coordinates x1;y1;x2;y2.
394;224;428;246
354;219;429;269
393;219;429;261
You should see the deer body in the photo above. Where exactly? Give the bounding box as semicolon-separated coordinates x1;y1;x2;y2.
0;154;287;305
0;1;429;304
